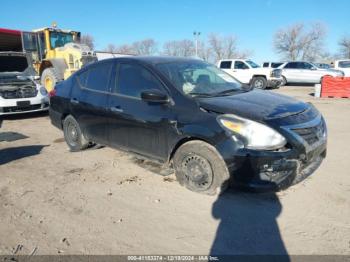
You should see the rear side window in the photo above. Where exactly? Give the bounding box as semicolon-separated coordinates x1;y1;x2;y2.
117;63;164;98
263;62;269;68
85;62;112;92
77;69;89;87
220;61;232;69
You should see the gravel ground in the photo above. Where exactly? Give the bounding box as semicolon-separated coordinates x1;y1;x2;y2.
0;86;349;256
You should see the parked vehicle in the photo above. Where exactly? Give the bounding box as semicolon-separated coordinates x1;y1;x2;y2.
217;59;282;89
262;62;284;68
50;57;327;194
278;61;344;85
331;60;350;77
0;25;97;92
0;52;49;115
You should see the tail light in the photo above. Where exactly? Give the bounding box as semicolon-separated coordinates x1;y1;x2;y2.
48;89;56;97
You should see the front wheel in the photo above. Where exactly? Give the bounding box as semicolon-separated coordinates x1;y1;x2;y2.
251;77;267;89
173;141;230;195
281;76;287;86
63;115;90;152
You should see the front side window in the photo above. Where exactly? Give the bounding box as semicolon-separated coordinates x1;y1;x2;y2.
156;61;242;97
263;62;269;68
234;61;249;69
117;63;164;98
271;62;283;68
85;62;112;92
245;60;260;68
50;32;74;48
301;62;314;69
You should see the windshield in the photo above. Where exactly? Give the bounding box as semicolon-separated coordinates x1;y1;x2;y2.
50;32;74;48
246;60;260;68
339;61;350;68
156;61;243;97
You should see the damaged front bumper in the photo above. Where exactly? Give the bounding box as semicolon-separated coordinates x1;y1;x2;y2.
219;115;327;192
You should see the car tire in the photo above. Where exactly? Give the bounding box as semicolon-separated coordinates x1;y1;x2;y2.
41;67;61;92
173;140;230;195
63;115;90;152
251;77;267;89
281;76;287;86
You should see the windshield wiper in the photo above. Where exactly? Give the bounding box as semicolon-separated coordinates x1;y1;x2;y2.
188;92;215;97
212;89;241;96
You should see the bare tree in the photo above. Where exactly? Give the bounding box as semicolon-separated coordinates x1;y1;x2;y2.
338;36;350;59
115;44;136;55
197;40;213;62
163;39;194;57
207;33;250;62
104;44;118;53
274;22;326;61
132;39;157;55
80;34;95;50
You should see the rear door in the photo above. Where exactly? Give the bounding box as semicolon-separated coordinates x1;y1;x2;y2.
70;61;113;145
107;61;173;160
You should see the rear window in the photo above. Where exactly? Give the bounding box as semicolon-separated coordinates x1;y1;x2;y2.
0;56;28;72
85;62;112;92
263;62;269;68
220;61;232;69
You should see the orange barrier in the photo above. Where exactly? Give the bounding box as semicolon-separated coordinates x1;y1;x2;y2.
321;76;350;98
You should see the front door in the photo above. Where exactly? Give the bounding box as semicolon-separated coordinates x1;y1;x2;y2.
232;61;251;84
107;62;173;160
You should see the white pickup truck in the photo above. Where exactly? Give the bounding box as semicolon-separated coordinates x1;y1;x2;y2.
217;59;283;89
332;60;350;76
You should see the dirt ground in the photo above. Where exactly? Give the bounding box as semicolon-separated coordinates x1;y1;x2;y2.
0;86;349;256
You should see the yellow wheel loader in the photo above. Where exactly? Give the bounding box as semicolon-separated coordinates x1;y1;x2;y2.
0;24;97;91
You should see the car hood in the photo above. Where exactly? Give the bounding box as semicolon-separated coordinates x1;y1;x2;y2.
197;90;309;122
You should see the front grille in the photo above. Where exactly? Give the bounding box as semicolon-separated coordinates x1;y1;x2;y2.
0;86;38;99
292;120;325;145
271;69;282;78
2;104;43;113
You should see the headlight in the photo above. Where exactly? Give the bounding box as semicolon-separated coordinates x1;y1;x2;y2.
39;86;48;96
218;114;287;150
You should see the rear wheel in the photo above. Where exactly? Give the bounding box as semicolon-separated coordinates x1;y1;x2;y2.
251;76;267;89
63;115;89;152
173;141;230;195
41;67;61;92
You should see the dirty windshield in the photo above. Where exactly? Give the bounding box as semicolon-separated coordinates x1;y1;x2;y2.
156;61;243;97
50;32;74;48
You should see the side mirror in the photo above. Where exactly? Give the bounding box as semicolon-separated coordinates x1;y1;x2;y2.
141;89;169;104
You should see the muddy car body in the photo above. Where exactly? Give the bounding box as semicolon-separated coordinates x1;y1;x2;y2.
0;52;49;115
50;57;327;194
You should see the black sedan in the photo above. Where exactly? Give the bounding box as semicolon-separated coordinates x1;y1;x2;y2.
49;56;327;194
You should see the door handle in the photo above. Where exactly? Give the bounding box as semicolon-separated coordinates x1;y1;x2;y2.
70;98;79;104
110;106;123;113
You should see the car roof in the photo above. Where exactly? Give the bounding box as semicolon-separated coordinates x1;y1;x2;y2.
98;56;205;66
